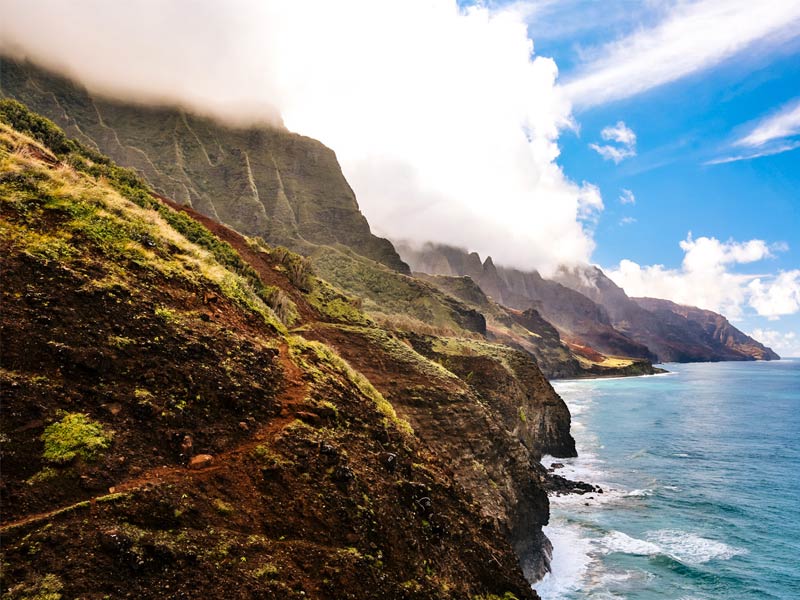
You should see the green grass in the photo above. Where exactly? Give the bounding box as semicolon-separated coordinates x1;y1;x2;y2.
288;335;413;436
41;413;112;463
0;100;288;332
212;499;235;516
310;246;479;335
2;573;64;600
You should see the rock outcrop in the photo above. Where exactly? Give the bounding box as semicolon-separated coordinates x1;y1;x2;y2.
634;297;780;361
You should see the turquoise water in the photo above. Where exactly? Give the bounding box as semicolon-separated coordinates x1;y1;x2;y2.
535;359;800;600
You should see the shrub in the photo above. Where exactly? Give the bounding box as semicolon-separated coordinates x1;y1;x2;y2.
41;413;113;463
0;98;73;154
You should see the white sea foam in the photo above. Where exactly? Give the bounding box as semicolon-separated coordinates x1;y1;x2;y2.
647;530;747;564
535;523;594;600
598;531;662;556
626;488;653;497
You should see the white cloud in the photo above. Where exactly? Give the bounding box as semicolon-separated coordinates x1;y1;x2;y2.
607;233;794;319
619;216;637;226
0;0;603;274
748;328;800;357
563;0;800;109
705;141;800;165
619;189;636;204
590;121;637;163
748;271;800;320
708;98;800;164
602;121;637;146
736;98;800;148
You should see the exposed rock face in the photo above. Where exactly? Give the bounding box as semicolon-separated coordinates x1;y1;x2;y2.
635;297;780;361
401;242;778;364
305;325;575;582
413;273;584;379
0;56;408;273
398;242;655;361
555;266;779;362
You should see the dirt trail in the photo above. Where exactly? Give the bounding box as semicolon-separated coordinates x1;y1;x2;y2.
0;343;308;534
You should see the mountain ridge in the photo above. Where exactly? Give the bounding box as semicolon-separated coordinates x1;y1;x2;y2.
0;56;409;274
400;242;778;364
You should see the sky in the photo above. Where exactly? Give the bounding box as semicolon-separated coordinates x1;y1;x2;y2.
1;0;798;355
508;0;800;356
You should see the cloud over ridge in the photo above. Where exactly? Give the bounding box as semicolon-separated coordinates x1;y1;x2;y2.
0;0;603;274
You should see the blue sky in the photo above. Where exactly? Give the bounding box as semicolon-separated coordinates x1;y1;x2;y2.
485;0;800;355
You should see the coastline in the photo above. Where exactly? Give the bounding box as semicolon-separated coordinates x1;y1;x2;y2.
553;355;785;383
552;369;675;383
535;360;799;600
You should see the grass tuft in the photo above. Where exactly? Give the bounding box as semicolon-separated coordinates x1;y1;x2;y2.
41;413;112;464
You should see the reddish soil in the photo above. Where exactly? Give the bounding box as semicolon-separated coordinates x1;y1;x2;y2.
1;192;538;598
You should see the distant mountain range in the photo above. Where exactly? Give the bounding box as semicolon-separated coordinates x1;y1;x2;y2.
1;56;778;374
398;243;778;364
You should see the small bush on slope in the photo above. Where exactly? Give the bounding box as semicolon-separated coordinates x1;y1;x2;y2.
41;413;112;463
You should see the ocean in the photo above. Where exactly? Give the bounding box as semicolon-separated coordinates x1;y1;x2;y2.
535;359;800;600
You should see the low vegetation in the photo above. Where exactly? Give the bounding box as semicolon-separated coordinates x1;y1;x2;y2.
40;413;112;464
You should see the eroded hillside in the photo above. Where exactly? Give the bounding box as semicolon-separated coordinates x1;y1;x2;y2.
0;101;578;599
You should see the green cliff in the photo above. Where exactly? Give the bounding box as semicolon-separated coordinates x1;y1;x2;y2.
0;57;408;274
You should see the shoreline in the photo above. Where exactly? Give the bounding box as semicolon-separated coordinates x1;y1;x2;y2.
551;355;787;383
552;369;675;383
537;361;793;599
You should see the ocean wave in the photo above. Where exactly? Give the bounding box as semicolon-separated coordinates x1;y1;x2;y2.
535;523;594;599
598;531;662;555
625;488;653;497
595;528;746;564
646;529;747;564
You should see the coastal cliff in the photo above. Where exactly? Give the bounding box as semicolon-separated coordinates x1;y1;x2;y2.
555;266;779;362
634;297;780;361
398;242;778;364
0;101;578;598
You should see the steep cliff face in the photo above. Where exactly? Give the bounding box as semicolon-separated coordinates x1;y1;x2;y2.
0;102;582;598
635;297;780;361
0;57;408;273
398;242;657;366
555;266;779;362
400;242;777;365
413;273;584;379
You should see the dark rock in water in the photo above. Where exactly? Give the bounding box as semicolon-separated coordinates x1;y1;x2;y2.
543;472;601;496
548;462;565;471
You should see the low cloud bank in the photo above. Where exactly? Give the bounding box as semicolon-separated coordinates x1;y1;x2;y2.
1;0;602;274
